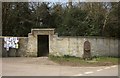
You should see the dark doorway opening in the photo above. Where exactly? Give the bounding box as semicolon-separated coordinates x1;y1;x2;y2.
37;35;49;57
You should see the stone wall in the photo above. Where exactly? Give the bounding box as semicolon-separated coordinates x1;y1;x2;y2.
1;33;119;57
1;37;28;57
50;36;119;57
27;29;54;57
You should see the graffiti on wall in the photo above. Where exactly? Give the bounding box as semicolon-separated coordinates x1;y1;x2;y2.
4;37;19;51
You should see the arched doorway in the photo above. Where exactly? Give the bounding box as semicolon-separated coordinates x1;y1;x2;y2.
83;40;91;59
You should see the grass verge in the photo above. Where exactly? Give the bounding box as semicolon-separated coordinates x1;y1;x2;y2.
49;55;118;67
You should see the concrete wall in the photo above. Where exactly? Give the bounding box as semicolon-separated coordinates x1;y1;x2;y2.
50;36;119;57
1;37;28;57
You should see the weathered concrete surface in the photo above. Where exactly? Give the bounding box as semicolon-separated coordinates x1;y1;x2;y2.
2;58;118;76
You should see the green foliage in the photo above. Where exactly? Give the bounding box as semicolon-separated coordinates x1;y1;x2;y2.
2;2;119;38
2;2;33;36
57;7;89;36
